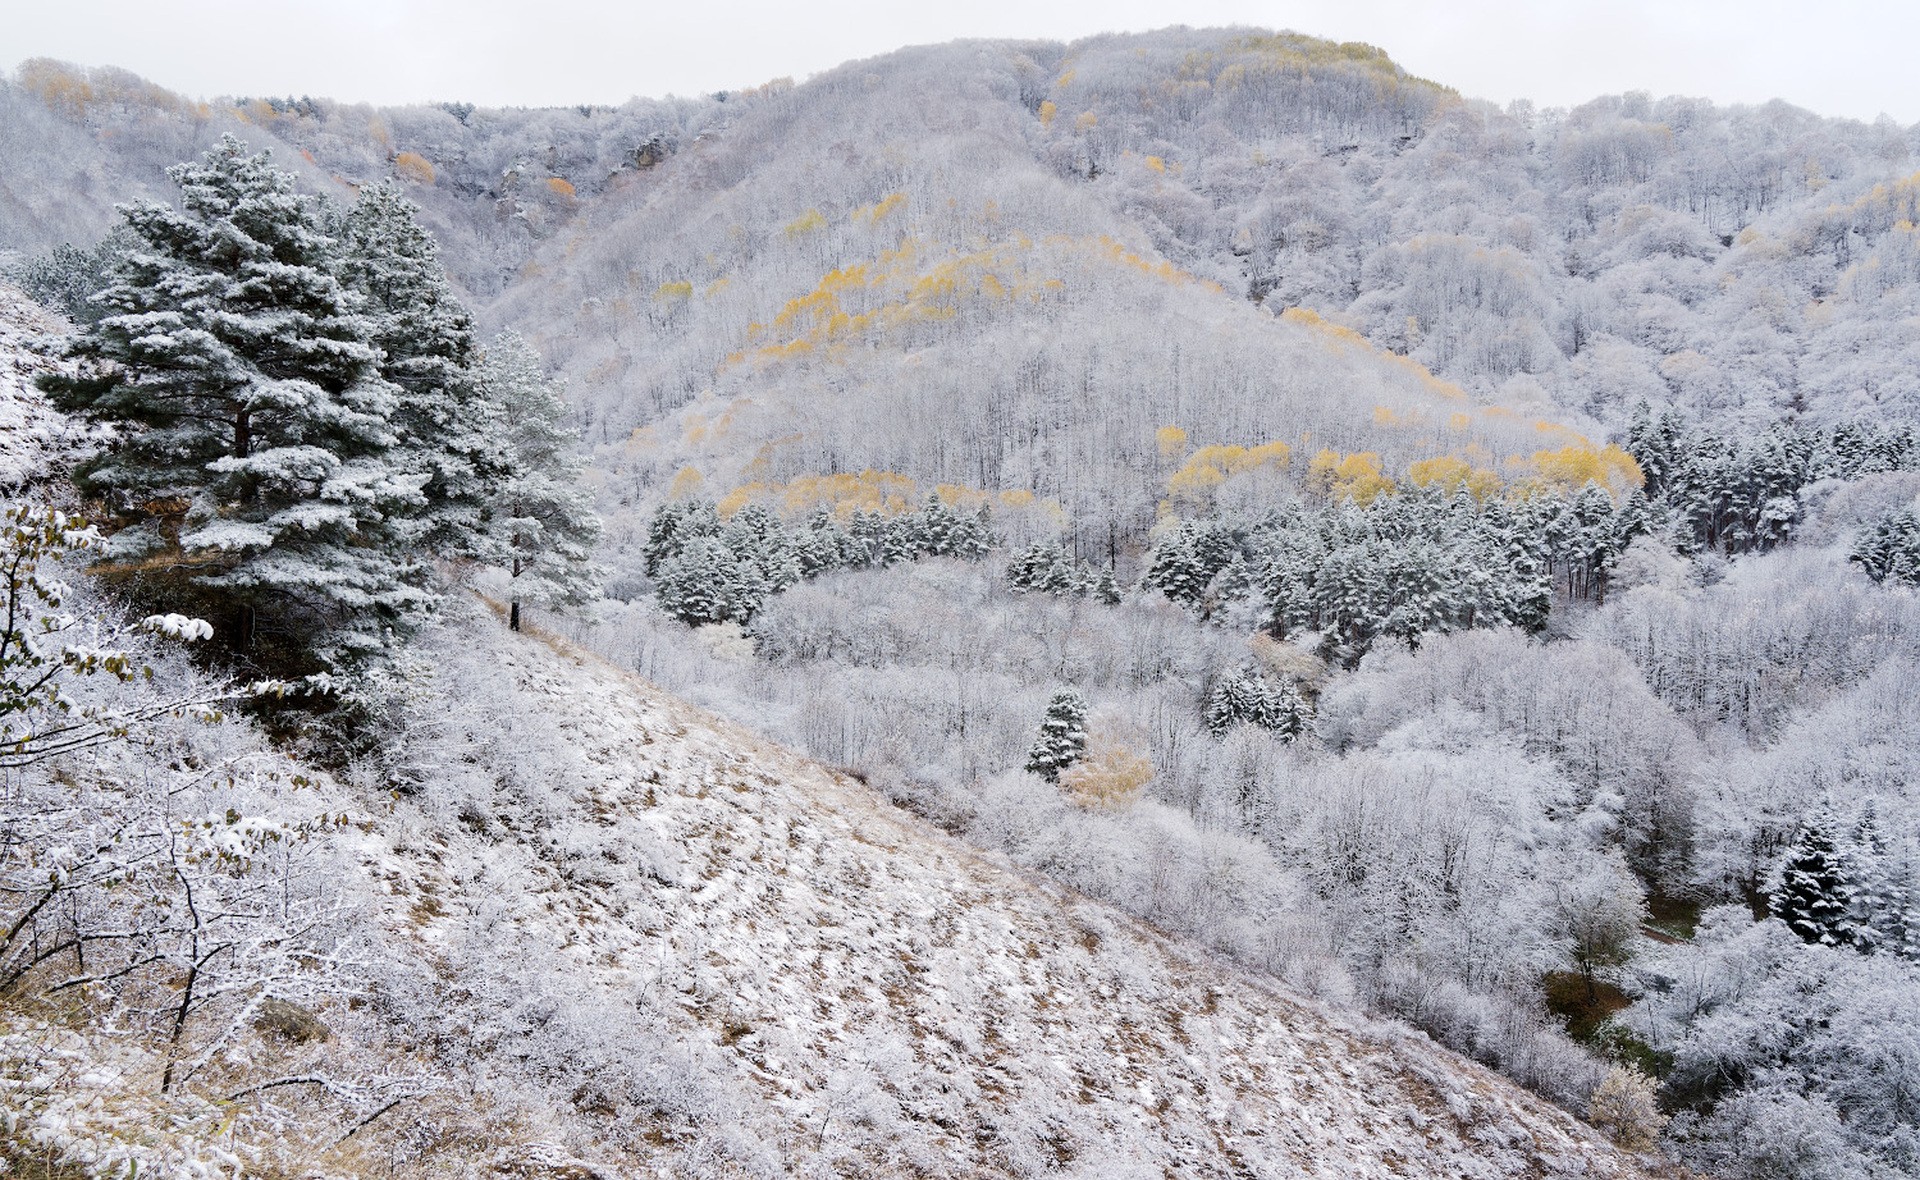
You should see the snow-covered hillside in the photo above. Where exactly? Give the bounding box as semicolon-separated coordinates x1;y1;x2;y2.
0;283;88;485
0;291;1659;1174
349;612;1664;1177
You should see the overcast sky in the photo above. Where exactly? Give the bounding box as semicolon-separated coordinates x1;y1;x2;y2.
8;0;1918;124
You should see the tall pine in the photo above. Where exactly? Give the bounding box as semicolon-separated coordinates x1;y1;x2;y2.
337;180;503;558
475;332;602;630
39;136;427;664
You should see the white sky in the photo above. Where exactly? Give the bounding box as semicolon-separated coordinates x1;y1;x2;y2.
6;0;1918;124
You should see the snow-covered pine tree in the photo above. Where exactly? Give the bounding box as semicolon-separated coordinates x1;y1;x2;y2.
1006;543;1072;594
1850;505;1920;587
1773;811;1856;948
1204;666;1272;736
955;508;995;559
654;536;735;626
721;503;801;607
644;500;720;575
1144;523;1211;605
1025;688;1088;783
473;332;602;630
39;135;428;665
912;494;960;557
338;180;503;558
794;507;852;576
1204;665;1310;739
1847;803;1918;958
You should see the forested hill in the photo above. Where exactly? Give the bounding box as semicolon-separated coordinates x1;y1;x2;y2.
7;32;1920;1180
6;30;1917;572
0;283;1672;1177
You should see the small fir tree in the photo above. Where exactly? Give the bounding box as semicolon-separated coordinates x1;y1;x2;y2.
1025;688;1088;783
1850;506;1920;586
644;500;720;576
655;536;737;626
1773;811;1856;947
1006;543;1072;595
1204;665;1309;739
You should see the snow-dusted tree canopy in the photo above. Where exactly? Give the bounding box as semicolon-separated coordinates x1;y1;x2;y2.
2;24;1919;1180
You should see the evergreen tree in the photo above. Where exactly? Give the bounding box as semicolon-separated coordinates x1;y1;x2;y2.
720;503;802;605
644;500;720;576
1204;666;1271;736
956;508;995;559
1025;688;1088;783
654;536;736;626
338;180;503;558
794;507;852;576
1144;521;1233;606
1848;803;1919;959
1204;665;1309;739
1850;506;1920;587
39;135;426;665
14;227;136;324
1090;566;1123;605
474;332;602;631
1773;812;1856;948
1006;543;1072;594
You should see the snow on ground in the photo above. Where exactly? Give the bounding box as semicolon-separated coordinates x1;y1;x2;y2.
0;281;92;486
350;605;1666;1178
0;286;1662;1176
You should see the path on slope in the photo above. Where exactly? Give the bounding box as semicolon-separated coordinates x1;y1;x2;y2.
365;613;1665;1179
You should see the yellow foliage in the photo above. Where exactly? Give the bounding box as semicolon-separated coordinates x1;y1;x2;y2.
1306;450;1395;505
1166;440;1292;505
732;234;1215;373
1519;443;1645;496
1059;739;1153;810
784;208;828;238
853;192;908;224
667;466;705;500
778;470;920;518
1167;462;1226;503
1408;456;1503;501
1281;307;1471;405
1156;425;1189;459
1145;155;1167;173
710;471;1056;524
1075;111;1098;131
17;58;95;118
547;176;576;198
1038;100;1059;126
653;280;694;302
933;483;991;511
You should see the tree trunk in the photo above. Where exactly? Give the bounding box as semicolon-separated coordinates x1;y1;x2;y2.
510;600;520;632
232;603;255;651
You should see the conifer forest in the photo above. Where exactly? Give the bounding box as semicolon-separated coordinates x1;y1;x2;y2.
1;26;1918;1180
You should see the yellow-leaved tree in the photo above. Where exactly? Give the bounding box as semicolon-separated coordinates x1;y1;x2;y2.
1059;723;1154;810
